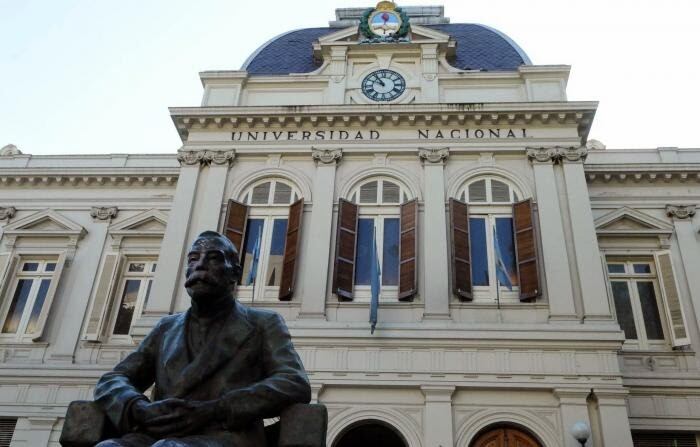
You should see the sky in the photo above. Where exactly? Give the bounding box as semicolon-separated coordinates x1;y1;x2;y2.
2;0;699;155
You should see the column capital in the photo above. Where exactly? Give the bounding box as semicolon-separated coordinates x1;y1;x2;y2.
554;388;591;404
0;206;16;221
311;147;342;165
420;385;456;401
90;206;118;222
666;204;696;220
526;146;587;164
177;149;236;167
418;147;449;164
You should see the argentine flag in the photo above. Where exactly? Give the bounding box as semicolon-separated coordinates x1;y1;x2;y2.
493;226;513;291
369;226;381;334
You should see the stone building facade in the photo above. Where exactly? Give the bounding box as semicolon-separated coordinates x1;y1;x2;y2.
0;4;699;447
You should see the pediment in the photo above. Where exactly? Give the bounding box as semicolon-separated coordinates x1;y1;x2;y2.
595;207;673;236
109;209;168;235
3;209;86;238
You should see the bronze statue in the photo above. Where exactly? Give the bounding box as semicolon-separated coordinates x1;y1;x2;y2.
93;231;311;447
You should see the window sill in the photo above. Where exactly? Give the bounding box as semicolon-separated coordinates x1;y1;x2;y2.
326;300;423;309
450;301;548;309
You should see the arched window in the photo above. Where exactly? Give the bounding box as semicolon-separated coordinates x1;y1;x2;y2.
224;179;303;302
334;177;417;302
451;176;539;302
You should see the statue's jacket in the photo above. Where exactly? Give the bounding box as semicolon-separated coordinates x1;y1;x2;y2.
94;300;312;446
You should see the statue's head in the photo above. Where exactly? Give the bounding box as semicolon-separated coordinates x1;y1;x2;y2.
185;231;242;303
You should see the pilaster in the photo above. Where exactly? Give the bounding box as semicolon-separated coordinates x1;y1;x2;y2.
593;388;634;447
421;385;455;447
419;148;451;320
555;388;592;447
527;148;577;321
561;147;612;321
192;150;236;233
665;204;700;335
299;148;342;319
419;44;439;102
138;150;203;320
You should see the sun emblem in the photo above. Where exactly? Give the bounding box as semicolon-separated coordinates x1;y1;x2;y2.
359;1;410;43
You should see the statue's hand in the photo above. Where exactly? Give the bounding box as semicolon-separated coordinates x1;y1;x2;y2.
130;398;190;437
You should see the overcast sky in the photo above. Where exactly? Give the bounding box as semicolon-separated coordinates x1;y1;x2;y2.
2;0;699;155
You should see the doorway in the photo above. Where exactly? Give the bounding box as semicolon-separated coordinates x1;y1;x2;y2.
471;426;542;447
333;421;407;447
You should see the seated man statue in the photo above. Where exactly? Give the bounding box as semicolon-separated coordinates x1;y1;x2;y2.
94;231;311;447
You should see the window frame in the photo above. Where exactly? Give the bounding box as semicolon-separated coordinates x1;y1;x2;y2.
456;176;523;303
237;179;300;303
346;177;412;302
0;255;60;343
605;257;670;350
107;258;157;342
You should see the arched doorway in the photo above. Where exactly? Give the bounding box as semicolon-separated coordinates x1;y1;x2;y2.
471;425;542;447
333;420;407;447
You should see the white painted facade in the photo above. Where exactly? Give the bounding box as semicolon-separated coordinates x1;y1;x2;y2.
1;5;699;447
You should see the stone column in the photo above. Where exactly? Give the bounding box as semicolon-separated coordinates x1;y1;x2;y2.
527;148;577;321
419;148;451;320
665;205;700;327
298;148;342;319
421;385;455;447
140;151;202;319
48;207;116;361
555;388;592;447
594;388;634;447
561;148;612;321
192;150;235;234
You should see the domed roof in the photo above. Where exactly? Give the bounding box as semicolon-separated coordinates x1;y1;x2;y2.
242;23;531;76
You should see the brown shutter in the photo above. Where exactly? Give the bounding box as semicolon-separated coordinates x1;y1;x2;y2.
278;199;304;301
30;252;67;341
332;199;358;301
513;199;540;301
654;250;690;347
398;199;418;301
449;198;472;301
83;253;124;341
223;200;249;260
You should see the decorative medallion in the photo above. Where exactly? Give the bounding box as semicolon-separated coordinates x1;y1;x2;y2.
360;1;410;43
362;69;406;102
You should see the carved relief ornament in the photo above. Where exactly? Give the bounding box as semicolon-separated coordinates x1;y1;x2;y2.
90;206;118;221
0;206;16;221
311;148;343;165
666;204;696;220
526;146;587;164
418;147;449;164
177;150;236;167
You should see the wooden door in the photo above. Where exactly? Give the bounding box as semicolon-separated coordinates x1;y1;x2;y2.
472;427;541;447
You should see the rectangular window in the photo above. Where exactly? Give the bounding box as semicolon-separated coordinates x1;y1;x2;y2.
111;260;156;337
606;259;668;350
353;216;400;298
1;260;57;340
239;217;289;300
468;215;519;300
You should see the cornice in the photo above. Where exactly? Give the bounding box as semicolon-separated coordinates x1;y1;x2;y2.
170;101;597;141
585;164;700;184
0;170;178;187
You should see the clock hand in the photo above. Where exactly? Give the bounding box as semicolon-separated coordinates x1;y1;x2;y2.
377;79;386;87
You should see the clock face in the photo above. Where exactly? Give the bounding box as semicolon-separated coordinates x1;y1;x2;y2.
362;70;405;102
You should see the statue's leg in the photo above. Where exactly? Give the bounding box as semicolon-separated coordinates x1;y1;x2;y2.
150;432;237;447
96;433;156;447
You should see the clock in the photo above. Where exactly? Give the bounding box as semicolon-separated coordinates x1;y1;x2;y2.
362;69;406;102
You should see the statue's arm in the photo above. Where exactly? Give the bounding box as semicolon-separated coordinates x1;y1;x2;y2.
94;321;161;433
217;312;311;429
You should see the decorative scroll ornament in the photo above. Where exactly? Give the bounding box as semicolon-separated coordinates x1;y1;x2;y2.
526;146;587;164
90;206;118;221
176;150;236;166
177;150;205;166
666;204;696;220
359;1;410;43
311;148;343;165
418;147;449;164
0;144;22;156
0;206;16;221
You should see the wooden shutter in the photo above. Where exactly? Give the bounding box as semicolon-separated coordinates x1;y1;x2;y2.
223;200;249;260
449;198;472;301
513;199;540;301
632;432;697;447
0;254;18;304
83;253;123;342
398;199;418;301
279;199;304;301
29;252;67;341
654;250;690;347
0;418;17;447
332;199;358;301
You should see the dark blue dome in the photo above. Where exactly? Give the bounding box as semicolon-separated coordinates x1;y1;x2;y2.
242;23;531;76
